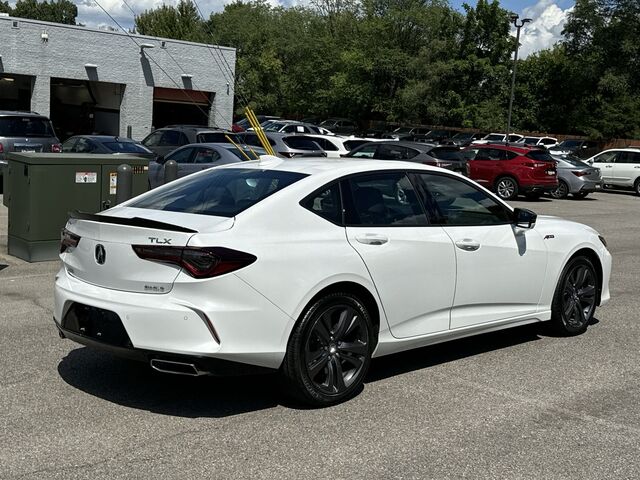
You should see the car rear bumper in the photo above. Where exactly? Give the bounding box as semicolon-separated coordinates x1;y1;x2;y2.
54;267;293;370
521;182;558;193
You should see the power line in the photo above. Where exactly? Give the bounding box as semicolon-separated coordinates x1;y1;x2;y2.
92;0;234;131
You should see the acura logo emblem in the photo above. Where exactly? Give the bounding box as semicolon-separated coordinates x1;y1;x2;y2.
95;244;106;265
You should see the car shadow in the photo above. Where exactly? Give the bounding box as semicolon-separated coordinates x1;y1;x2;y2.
57;347;283;418
366;323;542;383
58;321;588;414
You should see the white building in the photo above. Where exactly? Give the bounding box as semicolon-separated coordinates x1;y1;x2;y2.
0;16;236;140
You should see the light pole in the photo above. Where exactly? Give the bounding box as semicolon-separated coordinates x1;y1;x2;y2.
506;14;531;144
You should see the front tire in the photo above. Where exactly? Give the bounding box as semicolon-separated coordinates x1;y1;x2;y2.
634;178;640;196
550;256;598;335
282;293;374;406
495;176;519;200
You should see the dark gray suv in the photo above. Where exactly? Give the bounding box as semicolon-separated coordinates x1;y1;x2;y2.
0;111;61;193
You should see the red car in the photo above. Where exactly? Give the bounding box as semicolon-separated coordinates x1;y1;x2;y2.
464;144;558;200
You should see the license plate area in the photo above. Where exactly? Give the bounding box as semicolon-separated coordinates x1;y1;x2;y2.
546;170;556;175
62;303;132;347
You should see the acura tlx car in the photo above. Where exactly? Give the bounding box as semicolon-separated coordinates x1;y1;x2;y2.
54;157;612;406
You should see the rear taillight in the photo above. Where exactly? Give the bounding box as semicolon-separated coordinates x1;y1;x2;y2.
571;170;589;177
60;228;81;253
0;143;4;154
523;162;546;168
51;143;62;153
132;246;256;279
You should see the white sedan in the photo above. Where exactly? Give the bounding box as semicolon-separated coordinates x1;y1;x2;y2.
54;157;612;405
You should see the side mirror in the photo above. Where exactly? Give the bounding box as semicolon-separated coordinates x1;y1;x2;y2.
155;155;165;164
514;208;537;229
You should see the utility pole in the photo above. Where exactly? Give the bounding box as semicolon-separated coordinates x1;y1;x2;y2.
506;14;532;144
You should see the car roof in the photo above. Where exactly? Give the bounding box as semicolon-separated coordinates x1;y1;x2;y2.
216;157;445;178
602;147;640;153
0;110;49;118
187;142;266;150
472;143;539;154
70;135;139;142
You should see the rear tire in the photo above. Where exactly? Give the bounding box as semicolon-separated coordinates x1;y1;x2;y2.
550;180;569;199
550;256;598;336
634;178;640;196
495;176;519;200
282;292;374;406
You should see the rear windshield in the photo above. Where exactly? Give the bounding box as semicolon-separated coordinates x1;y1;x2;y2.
557;140;581;148
0;116;55;137
526;150;554;161
429;147;464;161
103;142;149;153
129;168;307;217
225;146;266;160
283;136;321;150
197;132;237;143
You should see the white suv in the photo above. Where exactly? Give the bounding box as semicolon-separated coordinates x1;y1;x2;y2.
587;148;640;195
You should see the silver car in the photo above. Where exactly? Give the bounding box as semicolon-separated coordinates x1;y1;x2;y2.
238;132;326;158
0;111;61;193
148;142;266;189
550;155;602;199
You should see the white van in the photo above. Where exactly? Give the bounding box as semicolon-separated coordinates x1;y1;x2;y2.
587;147;640;195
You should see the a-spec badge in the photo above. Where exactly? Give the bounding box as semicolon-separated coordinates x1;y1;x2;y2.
95;244;106;265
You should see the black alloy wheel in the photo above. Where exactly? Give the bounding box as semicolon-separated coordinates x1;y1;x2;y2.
550;180;569;199
283;293;373;406
550;256;598;335
495;177;519;200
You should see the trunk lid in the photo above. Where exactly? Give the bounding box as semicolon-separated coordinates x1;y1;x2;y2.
61;208;234;293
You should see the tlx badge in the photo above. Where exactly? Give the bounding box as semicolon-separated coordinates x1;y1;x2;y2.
148;237;172;244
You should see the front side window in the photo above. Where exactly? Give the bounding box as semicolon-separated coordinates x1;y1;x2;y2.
593;151;618;163
75;138;98;153
343;172;428;226
301;183;342;224
142;131;162;147
415;173;512;226
130;168;307;217
159;130;181;146
167;147;194;164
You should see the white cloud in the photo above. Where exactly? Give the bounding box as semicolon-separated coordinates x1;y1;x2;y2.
511;0;573;58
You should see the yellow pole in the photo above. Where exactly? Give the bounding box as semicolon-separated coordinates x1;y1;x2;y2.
245;107;276;156
225;135;253;161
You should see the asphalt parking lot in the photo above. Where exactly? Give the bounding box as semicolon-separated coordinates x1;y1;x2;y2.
1;190;639;479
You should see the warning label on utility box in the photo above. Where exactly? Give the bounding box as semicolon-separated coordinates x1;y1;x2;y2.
109;172;117;195
75;172;97;183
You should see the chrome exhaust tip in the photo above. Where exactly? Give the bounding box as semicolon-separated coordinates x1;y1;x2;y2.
150;359;202;376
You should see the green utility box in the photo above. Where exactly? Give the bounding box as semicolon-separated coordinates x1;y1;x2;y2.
5;153;150;262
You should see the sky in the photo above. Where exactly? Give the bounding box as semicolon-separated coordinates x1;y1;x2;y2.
69;0;574;58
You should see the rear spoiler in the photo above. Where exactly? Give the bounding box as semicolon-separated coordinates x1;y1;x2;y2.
68;211;198;233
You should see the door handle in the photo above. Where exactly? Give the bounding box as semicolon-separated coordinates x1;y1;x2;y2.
455;239;480;251
604;165;613;168
355;234;388;246
634;166;640;169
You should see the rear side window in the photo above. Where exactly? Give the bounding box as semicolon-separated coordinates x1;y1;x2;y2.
377;144;418;160
283;136;321;150
307;137;338;151
301;183;342;224
0;116;55;137
342;172;428;226
130;168;307;217
241;134;275;147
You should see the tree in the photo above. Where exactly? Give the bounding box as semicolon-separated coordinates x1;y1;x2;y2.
11;0;77;25
136;0;205;42
0;1;11;15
